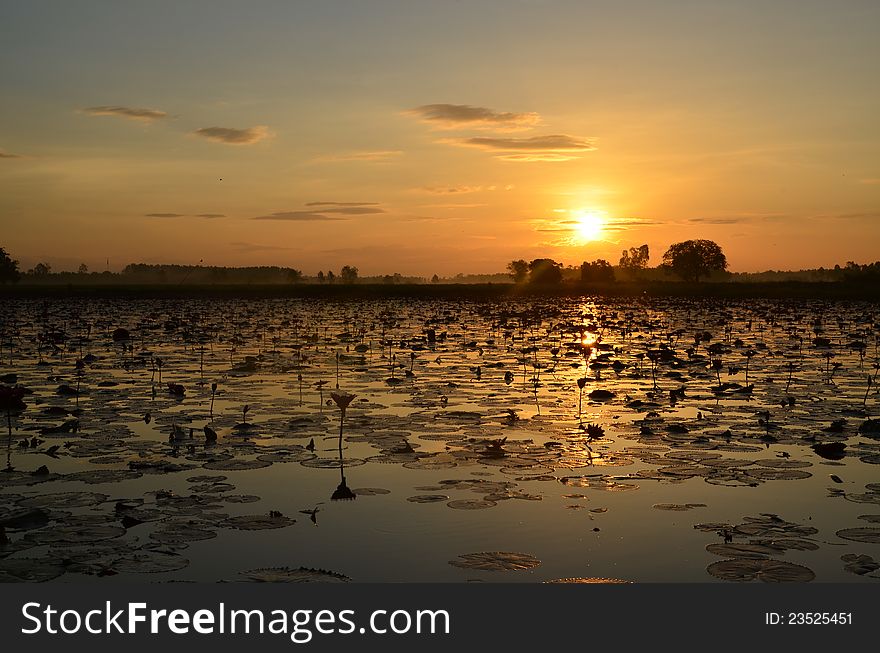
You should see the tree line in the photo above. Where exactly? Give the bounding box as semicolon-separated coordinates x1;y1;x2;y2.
507;239;729;284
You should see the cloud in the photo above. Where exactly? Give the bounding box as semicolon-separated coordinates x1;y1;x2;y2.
0;149;23;159
252;203;384;221
252;211;344;222
230;241;291;252
145;212;225;219
447;134;596;162
305;201;380;208
495;153;581;162
82;106;168;122
420;186;483;195
315;205;384;215
193;125;270;145
407;104;541;130
421;203;488;209
688;213;789;225
458;134;596;152
314;150;402;162
858;178;880;185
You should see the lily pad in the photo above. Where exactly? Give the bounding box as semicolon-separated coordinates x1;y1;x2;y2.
707;559;815;582
449;551;542;571
239;567;351;583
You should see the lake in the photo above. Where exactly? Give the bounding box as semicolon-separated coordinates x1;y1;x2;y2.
1;295;879;582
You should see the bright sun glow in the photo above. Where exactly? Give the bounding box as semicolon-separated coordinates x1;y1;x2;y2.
573;209;606;242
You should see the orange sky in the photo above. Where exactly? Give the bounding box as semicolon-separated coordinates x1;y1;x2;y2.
1;1;878;275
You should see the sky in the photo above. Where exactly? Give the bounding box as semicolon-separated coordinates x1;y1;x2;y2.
1;0;878;276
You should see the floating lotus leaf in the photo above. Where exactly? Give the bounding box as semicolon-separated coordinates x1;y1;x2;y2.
220;514;296;530
449;551;542;571
23;523;126;546
149;523;217;544
189;482;236;493
202;459;272;471
0;507;51;530
350;488;391;496
299;457;366;469
65;469;143;484
186;475;228;483
544;577;631;584
746;468;812;481
835;528;880;544
707;559;815;582
447;499;497;510
841;554;880;575
406;494;449;503
858;515;880;523
221;494;261;503
753;459;812;469
239;567;351;583
706;543;778;559
653;503;707;511
113;550;191;574
560;476;638;491
256;451;316;463
0;557;66;582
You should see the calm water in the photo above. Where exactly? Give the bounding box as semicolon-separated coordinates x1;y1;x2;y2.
1;296;879;583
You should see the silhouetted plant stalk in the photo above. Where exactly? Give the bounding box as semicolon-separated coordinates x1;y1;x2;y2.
744;349;755;385
209;382;217;419
576;377;587;424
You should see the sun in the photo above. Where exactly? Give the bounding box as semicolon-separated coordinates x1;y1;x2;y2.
573;209;606;242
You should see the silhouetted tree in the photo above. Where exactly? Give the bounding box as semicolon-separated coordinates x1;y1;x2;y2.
507;259;529;283
0;247;21;284
77;263;89;274
317;271;325;283
619;244;649;270
528;258;563;284
431;274;440;284
326;270;336;284
340;265;359;283
30;262;52;276
662;239;727;282
580;259;615;282
287;268;303;284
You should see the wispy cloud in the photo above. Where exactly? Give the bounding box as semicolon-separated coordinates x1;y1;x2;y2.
418;184;514;194
421;203;488;209
313;150;402;163
193;125;270;145
420;185;483;195
859;178;880;185
457;134;596;152
407;104;540;130
145;212;226;219
0;149;23;159
252;211;343;222
230;241;291;252
82;106;168;122
688;213;789;225
495;153;580;162
253;203;385;221
448;134;596;162
305;201;380;208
